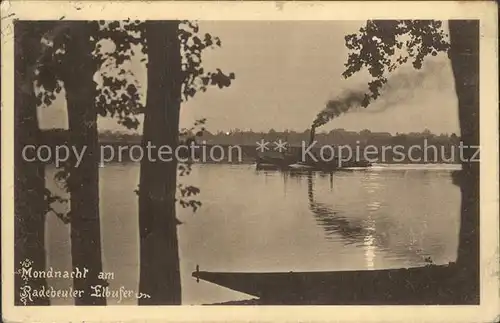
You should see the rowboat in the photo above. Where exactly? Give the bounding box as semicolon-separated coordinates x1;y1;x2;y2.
192;264;462;305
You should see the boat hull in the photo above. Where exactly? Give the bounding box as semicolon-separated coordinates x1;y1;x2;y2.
257;160;373;172
192;265;465;305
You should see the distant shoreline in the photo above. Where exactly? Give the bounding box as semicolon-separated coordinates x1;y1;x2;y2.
37;129;465;165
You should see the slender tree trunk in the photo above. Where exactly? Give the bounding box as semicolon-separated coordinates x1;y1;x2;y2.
138;21;182;305
14;21;50;306
62;22;106;305
448;20;480;303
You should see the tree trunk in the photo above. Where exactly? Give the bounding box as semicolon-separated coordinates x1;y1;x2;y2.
448;20;480;303
138;21;182;305
14;21;50;306
62;22;107;305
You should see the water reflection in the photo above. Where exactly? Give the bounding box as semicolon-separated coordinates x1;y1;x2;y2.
280;169;459;268
304;172;371;244
45;163;460;305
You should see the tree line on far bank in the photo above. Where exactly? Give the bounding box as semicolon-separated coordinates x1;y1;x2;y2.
42;127;460;146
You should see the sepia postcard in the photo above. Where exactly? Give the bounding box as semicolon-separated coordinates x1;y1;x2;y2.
1;1;499;322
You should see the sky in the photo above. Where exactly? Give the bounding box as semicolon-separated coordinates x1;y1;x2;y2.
38;21;460;135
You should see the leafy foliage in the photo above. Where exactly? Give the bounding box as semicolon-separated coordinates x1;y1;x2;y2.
177;117;208;214
178;20;235;101
343;20;450;107
34;20;235;130
94;20;146;129
176;184;202;213
32;20;235;220
34;21;145;129
33;22;71;107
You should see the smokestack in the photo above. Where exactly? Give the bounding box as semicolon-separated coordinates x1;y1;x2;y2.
308;124;316;146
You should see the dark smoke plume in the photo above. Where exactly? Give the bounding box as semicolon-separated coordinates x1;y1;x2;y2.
312;59;448;130
312;90;366;129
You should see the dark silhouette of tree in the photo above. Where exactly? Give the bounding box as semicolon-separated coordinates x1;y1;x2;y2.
14;21;51;306
447;20;480;301
33;21;108;305
35;21;107;305
34;20;145;305
137;20;234;305
138;21;183;304
342;19;479;302
61;22;107;305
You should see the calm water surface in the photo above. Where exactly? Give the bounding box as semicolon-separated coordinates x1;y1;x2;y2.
45;163;461;305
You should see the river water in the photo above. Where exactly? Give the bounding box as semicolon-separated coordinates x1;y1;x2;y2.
44;163;461;305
